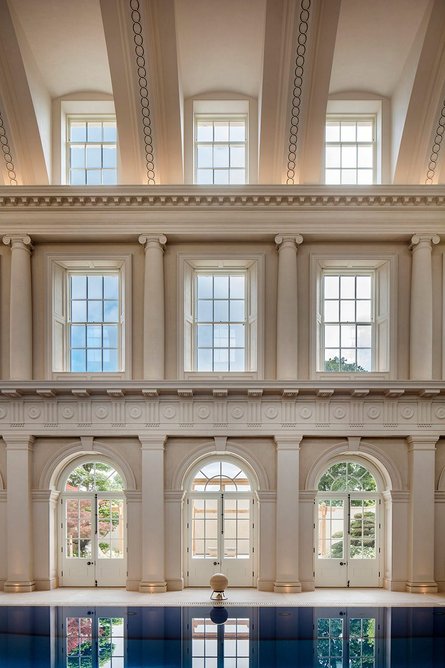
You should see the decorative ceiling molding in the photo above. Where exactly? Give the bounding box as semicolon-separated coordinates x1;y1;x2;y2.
1;187;445;210
0;109;17;185
286;0;312;184
129;0;156;184
426;99;445;184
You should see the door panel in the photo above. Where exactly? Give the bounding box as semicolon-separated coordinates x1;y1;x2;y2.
188;494;253;586
314;607;381;667
315;495;380;587
61;495;126;586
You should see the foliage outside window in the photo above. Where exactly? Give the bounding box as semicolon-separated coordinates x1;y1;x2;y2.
318;462;377;492
67;116;117;185
66;616;124;667
316;616;376;668
191;461;251;492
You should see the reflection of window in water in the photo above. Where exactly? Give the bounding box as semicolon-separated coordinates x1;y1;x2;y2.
192;617;249;667
316;616;375;668
66;616;124;668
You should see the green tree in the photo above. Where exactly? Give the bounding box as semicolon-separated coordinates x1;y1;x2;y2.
330;510;375;559
324;355;366;372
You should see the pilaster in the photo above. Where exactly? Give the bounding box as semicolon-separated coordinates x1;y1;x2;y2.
138;234;167;380
3;234;33;379
409;234;440;380
275;234;303;380
274;434;302;592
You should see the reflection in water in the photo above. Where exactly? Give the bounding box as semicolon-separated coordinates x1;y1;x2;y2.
0;605;444;667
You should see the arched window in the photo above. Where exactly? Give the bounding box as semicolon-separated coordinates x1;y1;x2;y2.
318;461;377;492
191;460;251;492
64;461;124;492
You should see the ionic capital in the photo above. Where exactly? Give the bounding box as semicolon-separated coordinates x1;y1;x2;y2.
410;234;440;252
275;234;303;251
2;234;33;253
138;234;167;252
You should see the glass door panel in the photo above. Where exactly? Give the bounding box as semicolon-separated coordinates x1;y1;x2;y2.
66;498;93;559
349;499;376;559
191;498;218;559
223;498;250;559
315;609;379;668
97;498;125;559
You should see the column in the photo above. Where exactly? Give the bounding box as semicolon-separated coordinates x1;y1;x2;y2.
4;434;35;592
3;234;33;379
274;435;302;592
138;234;167;379
406;435;438;592
256;491;276;591
165;490;185;591
275;234;303;379
409;234;440;379
32;490;59;591
139;435;167;592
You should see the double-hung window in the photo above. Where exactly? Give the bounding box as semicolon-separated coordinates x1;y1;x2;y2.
314;258;394;376
325;116;375;185
194;116;247;184
50;257;131;377
67;116;117;185
181;256;263;377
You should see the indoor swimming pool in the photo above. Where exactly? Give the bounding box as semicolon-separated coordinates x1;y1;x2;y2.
0;605;444;667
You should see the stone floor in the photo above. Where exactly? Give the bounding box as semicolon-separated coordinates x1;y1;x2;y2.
0;587;444;607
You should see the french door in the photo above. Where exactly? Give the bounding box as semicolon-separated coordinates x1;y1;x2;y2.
60;494;126;586
315;494;381;587
58;607;126;667
187;493;254;586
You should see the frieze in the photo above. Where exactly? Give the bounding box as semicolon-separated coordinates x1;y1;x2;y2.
0;394;442;436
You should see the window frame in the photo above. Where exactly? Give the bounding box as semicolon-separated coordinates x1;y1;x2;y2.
324;114;376;185
66;114;118;186
194;113;248;185
178;253;265;379
46;253;132;379
310;254;397;380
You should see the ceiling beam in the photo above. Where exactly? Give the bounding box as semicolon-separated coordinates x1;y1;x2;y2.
0;0;49;185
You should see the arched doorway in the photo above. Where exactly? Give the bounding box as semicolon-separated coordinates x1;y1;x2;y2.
59;460;126;587
185;458;255;587
315;460;382;587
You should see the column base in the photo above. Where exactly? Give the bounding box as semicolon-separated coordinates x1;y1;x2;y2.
406;581;438;593
274;581;302;593
4;580;36;593
166;578;184;591
257;579;274;592
139;580;168;593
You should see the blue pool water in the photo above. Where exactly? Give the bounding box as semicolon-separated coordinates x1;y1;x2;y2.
0;605;444;667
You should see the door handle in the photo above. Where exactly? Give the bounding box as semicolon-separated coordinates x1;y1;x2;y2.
339;561;347;566
87;561;94;565
213;561;219;566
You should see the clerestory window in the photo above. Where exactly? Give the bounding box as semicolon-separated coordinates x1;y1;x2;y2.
67;116;117;185
195;115;247;184
325;116;375;185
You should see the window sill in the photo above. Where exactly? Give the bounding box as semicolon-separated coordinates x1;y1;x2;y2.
314;371;391;381
51;371;130;381
183;371;259;381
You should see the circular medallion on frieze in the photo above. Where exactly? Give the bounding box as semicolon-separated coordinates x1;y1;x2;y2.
400;406;415;419
28;407;41;419
333;407;346;419
197;405;210;419
231;406;245;420
367;406;381;420
61;407;74;419
300;407;312;419
0;407;7;419
95;406;109;420
435;407;445;419
265;406;278;419
129;406;142;419
161;405;176;419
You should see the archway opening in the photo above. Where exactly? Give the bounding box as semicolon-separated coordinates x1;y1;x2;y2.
185;457;255;587
59;459;126;587
315;460;382;588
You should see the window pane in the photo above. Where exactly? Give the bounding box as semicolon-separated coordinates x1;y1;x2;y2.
104;275;119;299
196;121;213;142
230;300;245;321
357;169;373;184
71;325;85;348
197;300;213;322
103;122;116;142
325;169;341;184
230;347;245;371
356;275;372;298
341;169;357;184
357;348;372;371
214;170;229;184
342;145;356;168
357;325;372;347
214;275;229;298
230;146;245;168
214;300;229;321
324;275;339;299
87;122;102;142
71;349;86;372
87;349;102;372
103;348;118;371
70;169;86;185
230;121;245;141
230;324;245;347
197;324;212;347
214;122;229;141
104;300;119;322
197;348;212;371
87;301;102;322
102;169;117;185
70;146;85;168
214;324;229;347
197;145;212;168
86;170;101;185
324;300;339;321
229;169;245;184
340;276;355;299
86;145;101;169
72;275;87;299
340;301;355;321
357;122;373;141
325;122;340;142
70;121;86;142
358;145;373;168
72;301;86;322
86;325;102;348
214;145;230;168
196;169;213;184
197;275;213;299
341;324;356;347
88;275;103;299
325;145;340;168
356;300;371;321
230;275;245;298
342;349;356;366
103;146;116;168
340;122;356;142
103;324;118;348
324;324;339;347
214;348;228;371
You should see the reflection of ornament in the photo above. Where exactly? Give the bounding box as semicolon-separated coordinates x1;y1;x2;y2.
367;406;381;420
61;407;74;419
265;406;278;419
28;407;41;419
401;406;414;419
210;607;229;625
129;406;142;419
197;405;210;419
231;406;244;419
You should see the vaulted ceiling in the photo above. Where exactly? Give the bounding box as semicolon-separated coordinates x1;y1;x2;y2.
0;0;443;186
